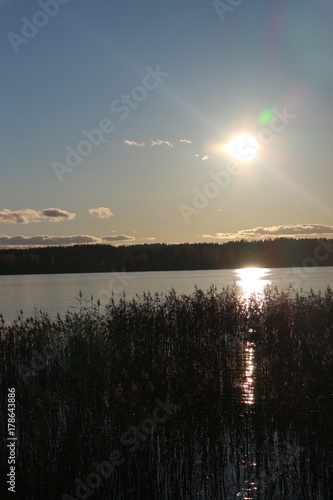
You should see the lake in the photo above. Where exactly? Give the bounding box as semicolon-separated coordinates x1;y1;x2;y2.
2;267;333;499
1;266;332;321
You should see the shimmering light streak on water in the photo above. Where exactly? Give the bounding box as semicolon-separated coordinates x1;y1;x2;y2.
242;343;256;405
235;267;271;302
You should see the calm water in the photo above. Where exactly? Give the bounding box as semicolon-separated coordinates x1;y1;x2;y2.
1;268;333;498
0;266;332;321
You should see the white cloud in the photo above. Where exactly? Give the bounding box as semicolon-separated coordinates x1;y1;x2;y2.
88;207;113;220
150;140;174;147
179;138;192;144
0;208;75;224
202;224;333;241
123;140;145;147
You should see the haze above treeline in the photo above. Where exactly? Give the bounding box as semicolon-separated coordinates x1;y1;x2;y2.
0;239;332;275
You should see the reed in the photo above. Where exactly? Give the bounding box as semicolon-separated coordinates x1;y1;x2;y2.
0;285;332;498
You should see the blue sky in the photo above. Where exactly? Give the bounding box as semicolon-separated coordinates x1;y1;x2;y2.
1;0;333;247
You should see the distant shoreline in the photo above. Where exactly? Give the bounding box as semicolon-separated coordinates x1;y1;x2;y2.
0;239;333;275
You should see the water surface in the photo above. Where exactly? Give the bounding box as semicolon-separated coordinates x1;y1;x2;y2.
0;266;332;320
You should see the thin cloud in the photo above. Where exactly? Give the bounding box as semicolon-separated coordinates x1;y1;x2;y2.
150;140;174;147
0;233;136;248
0;235;100;248
139;236;156;242
179;138;192;144
123;140;145;147
88;207;113;220
102;235;135;242
202;224;333;241
0;208;75;224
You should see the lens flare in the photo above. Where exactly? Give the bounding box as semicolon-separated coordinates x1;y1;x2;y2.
258;109;274;125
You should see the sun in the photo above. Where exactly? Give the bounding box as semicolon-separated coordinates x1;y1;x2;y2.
225;134;259;162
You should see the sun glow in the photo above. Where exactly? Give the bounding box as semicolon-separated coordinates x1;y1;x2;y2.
225;134;259;162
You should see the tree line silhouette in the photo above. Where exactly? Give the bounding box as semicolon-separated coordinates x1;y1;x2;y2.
0;238;332;274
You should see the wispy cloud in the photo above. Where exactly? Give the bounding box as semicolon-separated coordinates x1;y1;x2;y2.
150;140;174;147
102;235;135;242
0;233;136;248
123;140;145;147
179;138;192;144
0;235;99;247
202;224;333;241
88;207;113;220
0;208;75;224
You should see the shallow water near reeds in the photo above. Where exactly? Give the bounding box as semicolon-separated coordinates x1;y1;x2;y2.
1;285;333;498
0;266;333;321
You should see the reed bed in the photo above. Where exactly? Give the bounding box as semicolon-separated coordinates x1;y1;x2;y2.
0;285;332;499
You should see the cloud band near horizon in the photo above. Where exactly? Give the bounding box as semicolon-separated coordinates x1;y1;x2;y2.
202;224;333;241
0;234;135;248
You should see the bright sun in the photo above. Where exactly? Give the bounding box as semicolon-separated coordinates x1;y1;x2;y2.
225;134;259;162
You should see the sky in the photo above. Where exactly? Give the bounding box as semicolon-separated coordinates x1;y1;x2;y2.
1;0;333;248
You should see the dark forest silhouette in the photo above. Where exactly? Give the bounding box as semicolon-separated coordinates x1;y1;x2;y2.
0;238;332;274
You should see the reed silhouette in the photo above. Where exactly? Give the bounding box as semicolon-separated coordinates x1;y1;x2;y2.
0;285;332;498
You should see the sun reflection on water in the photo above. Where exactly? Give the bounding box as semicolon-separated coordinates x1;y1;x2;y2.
235;268;271;406
235;267;271;301
242;344;255;405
